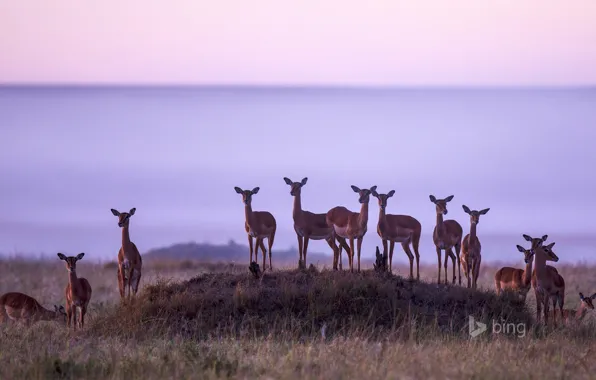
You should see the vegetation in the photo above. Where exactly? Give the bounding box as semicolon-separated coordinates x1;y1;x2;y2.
1;252;596;379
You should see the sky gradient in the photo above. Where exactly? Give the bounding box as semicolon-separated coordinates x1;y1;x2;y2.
1;0;596;86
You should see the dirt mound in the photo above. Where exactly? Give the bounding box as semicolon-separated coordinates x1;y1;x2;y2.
91;268;533;340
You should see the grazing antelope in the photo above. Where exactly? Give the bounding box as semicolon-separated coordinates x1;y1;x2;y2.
372;189;422;279
326;185;376;272
283;177;350;268
234;186;277;271
110;208;143;299
494;245;535;301
550;292;595;324
429;195;463;285
57;252;92;330
529;240;565;327
0;292;66;327
461;205;490;289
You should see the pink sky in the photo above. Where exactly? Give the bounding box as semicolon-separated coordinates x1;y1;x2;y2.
1;0;595;86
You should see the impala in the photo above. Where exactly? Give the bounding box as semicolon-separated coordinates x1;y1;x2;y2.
429;195;462;285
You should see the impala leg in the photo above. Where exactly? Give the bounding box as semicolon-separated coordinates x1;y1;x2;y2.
297;234;304;266
401;242;414;279
436;247;442;284
66;303;73;329
117;267;125;300
473;255;481;290
349;238;356;272
256;238;266;270
303;236;310;267
326;237;339;270
248;235;254;264
551;297;558;328
535;290;542;324
338;237;351;271
443;248;450;285
266;234;273;271
356;238;363;273
131;268;141;296
467;258;472;289
543;294;550;327
455;243;462;285
338;243;343;270
382;239;389;271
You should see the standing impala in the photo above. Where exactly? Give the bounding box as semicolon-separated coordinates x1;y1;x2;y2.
110;208;142;300
372;189;422;279
234;186;277;271
57;252;92;330
429;195;462;285
461;205;490;289
527;238;564;327
283;177;350;268
494;245;535;301
326;185;376;272
0;292;66;326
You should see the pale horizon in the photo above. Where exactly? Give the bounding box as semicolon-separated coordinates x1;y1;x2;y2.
2;1;596;86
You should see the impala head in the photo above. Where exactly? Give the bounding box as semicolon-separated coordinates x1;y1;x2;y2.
57;252;85;273
283;177;308;196
110;208;136;228
53;305;67;321
539;242;559;262
579;292;596;310
462;205;490;224
371;189;395;210
522;234;548;250
429;195;454;215
351;185;377;204
516;245;535;264
234;186;260;205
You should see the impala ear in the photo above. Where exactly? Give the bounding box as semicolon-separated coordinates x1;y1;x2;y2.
462;205;471;214
57;253;67;261
251;187;260;194
110;209;120;216
590;293;596;300
387;190;395;197
444;195;454;202
370;185;377;192
283;177;293;185
479;208;490;215
522;234;532;242
546;242;555;249
129;208;136;215
234;187;243;194
516;245;525;253
76;252;85;260
351;185;361;193
300;177;308;185
429;195;437;203
541;235;548;242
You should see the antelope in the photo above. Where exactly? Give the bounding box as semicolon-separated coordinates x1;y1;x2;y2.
110;208;143;299
0;292;66;327
372;189;422;279
494;245;535;301
460;205;490;289
429;195;463;285
550;292;595;324
234;186;277;271
283;177;350;268
528;239;565;327
326;185;376;272
57;252;92;330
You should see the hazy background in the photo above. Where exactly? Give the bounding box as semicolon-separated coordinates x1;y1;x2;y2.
0;1;595;264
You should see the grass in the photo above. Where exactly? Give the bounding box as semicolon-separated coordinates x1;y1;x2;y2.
1;256;596;379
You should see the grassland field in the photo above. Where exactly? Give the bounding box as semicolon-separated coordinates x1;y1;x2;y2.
1;254;596;380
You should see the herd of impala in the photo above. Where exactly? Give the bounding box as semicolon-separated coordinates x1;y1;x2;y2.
236;177;596;328
0;208;142;330
0;177;592;330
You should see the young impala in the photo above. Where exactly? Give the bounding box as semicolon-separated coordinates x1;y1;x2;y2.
57;252;92;330
0;292;66;327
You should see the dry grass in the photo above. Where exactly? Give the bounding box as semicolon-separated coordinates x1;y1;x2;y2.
1;256;596;379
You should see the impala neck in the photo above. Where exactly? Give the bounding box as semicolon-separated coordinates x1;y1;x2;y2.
576;302;590;321
469;223;477;242
378;206;387;225
358;202;369;227
436;212;445;231
121;225;132;248
522;255;533;286
292;192;303;220
244;203;255;225
68;268;79;287
533;247;548;283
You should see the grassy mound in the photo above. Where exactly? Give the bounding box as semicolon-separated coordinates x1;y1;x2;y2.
91;268;533;341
